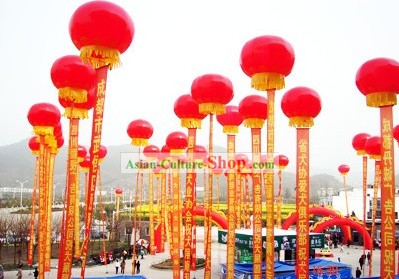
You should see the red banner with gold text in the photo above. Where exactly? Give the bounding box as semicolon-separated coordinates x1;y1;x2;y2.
226;134;236;279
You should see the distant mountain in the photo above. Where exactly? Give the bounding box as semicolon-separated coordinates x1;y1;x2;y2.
0;139;349;201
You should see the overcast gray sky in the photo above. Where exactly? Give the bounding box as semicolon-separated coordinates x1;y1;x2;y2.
1;0;399;186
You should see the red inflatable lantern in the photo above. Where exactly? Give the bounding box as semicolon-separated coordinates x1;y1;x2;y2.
191;74;234;115
56;136;64;149
274;154;289;170
352;133;371;155
166;131;188;155
193;145;208;163
355;58;399;107
27;103;61;136
393;125;399;145
240;35;295;91
98;145;107;162
127;119;154;147
28;136;40;156
338;164;350;175
365;136;381;160
143;145;160;161
281;86;322;127
78;145;87;162
174;94;207;128
79;156;91;172
115;188;123;196
216;105;244;134
59;87;96;119
69;0;135;69
51;55;96;103
238;95;267;128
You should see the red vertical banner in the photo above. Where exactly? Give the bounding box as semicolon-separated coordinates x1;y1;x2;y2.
80;66;108;277
295;128;310;279
235;175;242;229
276;170;282;228
149;171;155;255
28;157;39;266
37;135;48;279
226;134;236;279
183;128;196;279
45;148;55;272
171;166;181;279
58;118;79;279
74;169;81;258
362;156;368;227
379;106;396;278
369;160;381;277
160;171;167;253
265;89;275;279
251;128;262;279
244;174;251;229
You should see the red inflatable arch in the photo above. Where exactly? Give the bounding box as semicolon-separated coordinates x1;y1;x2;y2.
182;205;228;229
282;205;352;242
312;217;372;249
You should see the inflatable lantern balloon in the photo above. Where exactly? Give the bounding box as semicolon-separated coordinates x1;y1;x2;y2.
69;0;135;69
50;55;96;103
127;119;154;147
173;94;206;277
166;131;188;155
238;95;267;277
356;58;399;277
27;103;61;279
29;136;40;156
143;144;160;161
338;164;350;217
115;188;123;222
274;154;289;228
281;86;321;279
364;135;382;276
393;124;399;146
216;105;244;134
78;145;87;162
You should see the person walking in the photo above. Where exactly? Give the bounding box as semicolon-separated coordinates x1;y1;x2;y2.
120;259;126;274
355;267;362;278
33;267;38;279
136;260;141;274
16;267;22;279
366;251;371;265
115;259;120;274
359;255;364;270
339;243;344;252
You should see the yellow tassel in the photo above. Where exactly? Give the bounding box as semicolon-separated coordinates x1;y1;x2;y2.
63;108;89;119
31;150;39;156
50;147;59;154
80;45;121;70
80;167;89;172
58;88;87;103
33;126;54;136
181;118;202;129
278;166;287;170
223;125;239;134
131;138;149;147
366;92;397;107
288;117;314;128
243;118;265;129
356;150;367;156
44;135;57;150
199;103;226;115
251;72;285;91
170;149;184;156
369;155;381;160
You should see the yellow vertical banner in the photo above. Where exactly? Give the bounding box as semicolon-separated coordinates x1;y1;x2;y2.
183;128;196;279
369;160;381;277
160;171;167;253
45;148;55;272
226;134;236;279
58;117;79;279
74;168;81;258
171;165;181;279
149;172;155;255
28;157;39;266
251;128;262;279
235;174;242;229
296;128;310;279
276;169;282;228
379;106;396;278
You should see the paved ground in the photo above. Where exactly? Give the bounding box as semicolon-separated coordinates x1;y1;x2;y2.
3;232;393;278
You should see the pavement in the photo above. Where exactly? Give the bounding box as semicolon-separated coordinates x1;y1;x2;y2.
2;231;393;278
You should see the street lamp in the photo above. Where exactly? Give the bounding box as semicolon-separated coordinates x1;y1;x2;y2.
16;180;28;208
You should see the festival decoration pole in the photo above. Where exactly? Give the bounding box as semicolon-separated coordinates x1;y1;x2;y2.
75;145;87;258
27;103;61;279
281;87;322;279
216;105;243;279
68;3;134;277
174;94;206;278
27;137;40;266
126;119;153;273
240;35;295;279
364;136;382;277
274;155;289;228
143;145;160;256
166;131;189;279
51;55;96;278
191;73;233;279
338;164;350;217
115;188;123;223
239;95;268;278
393;125;399;276
356;57;399;278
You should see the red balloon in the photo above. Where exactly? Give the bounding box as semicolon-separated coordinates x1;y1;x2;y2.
191;74;234;115
99;145;107;160
240;35;295;78
274;154;289;169
27;103;61;130
51;55;96;92
115;188;123;195
174;94;207;125
78;145;87;159
239;95;267;120
69;0;134;67
79;156;91;169
56;136;65;149
54;122;63;138
127;119;153;146
192;145;208;162
143;145;160;160
28;136;40;153
364;136;381;159
235;153;249;171
352;133;371;155
216;105;244;134
281;86;321;127
338;164;350;175
166;131;188;151
393;125;399;143
59;87;96;111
